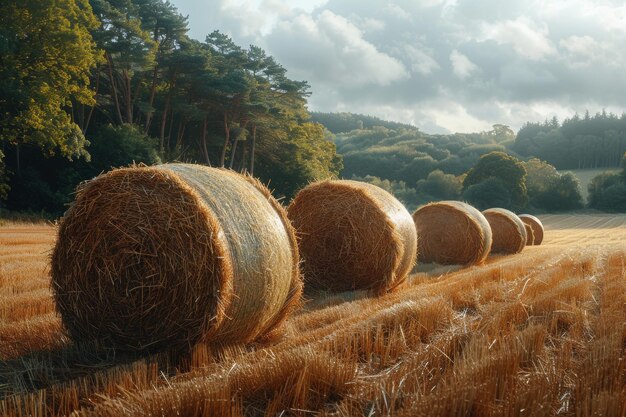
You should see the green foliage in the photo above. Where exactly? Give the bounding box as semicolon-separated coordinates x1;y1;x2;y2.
588;154;626;212
463;152;528;210
351;169;463;211
0;151;8;200
255;122;342;199
532;172;584;212
310;112;416;133
524;158;583;212
334;126;519;186
80;124;160;176
514;111;626;170
351;175;418;211
1;0;342;212
415;170;463;202
0;0;100;159
463;177;512;211
4;124;160;214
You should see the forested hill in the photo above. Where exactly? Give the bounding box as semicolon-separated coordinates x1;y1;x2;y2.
330;123;517;182
310;112;416;133
317;111;626;212
0;1;343;215
321;111;626;184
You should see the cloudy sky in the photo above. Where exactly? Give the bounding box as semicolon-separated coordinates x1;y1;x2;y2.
173;0;626;133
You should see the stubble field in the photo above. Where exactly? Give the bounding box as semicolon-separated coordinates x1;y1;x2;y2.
1;215;625;416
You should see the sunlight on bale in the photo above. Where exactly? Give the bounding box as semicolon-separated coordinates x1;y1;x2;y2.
51;164;302;352
287;180;417;293
482;208;527;254
523;223;534;246
519;214;544;245
412;201;492;266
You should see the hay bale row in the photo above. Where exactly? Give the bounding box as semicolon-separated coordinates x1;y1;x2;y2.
412;201;492;266
53;164;546;353
52;164;301;352
287;180;417;294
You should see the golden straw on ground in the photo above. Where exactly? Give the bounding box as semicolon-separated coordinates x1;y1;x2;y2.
52;164;301;351
287;180;417;293
412;201;492;265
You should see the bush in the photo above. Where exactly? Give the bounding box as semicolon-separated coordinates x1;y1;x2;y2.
5;124;160;215
82;124;160;177
415;170;463;201
524;158;584;211
588;172;626;212
462;177;512;211
463;151;527;209
531;172;584;212
352;175;418;211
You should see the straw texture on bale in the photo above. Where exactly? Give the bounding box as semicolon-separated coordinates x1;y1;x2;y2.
51;164;301;351
523;223;535;246
482;208;527;254
519;214;544;245
287;180;417;293
412;201;492;266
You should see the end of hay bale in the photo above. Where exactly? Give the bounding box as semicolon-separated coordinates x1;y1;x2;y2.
518;214;544;245
482;208;527;254
52;164;301;352
287;180;417;294
412;201;492;266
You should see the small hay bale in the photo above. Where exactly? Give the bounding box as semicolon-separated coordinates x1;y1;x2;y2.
51;164;301;351
412;201;492;266
482;208;527;254
519;214;544;245
287;180;417;293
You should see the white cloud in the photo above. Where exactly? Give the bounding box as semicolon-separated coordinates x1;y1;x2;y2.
558;35;598;57
450;49;478;79
267;10;409;87
421;98;493;133
350;16;386;32
401;44;440;75
175;0;626;133
384;3;411;21
480;17;556;60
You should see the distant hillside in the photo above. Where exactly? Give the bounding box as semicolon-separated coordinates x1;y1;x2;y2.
333;124;517;182
310;112;416;133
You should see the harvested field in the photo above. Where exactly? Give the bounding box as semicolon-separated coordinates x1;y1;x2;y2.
1;215;626;416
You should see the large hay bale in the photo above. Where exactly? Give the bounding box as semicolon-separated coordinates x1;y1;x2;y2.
51;164;301;351
482;208;527;254
519;214;544;245
287;180;417;293
412;201;492;266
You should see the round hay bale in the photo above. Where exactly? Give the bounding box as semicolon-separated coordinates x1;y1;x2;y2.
523;223;535;246
519;214;544;245
287;180;417;293
412;201;492;266
51;163;301;351
482;208;527;254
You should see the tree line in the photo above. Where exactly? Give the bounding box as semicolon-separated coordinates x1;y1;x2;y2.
0;0;341;214
513;111;626;169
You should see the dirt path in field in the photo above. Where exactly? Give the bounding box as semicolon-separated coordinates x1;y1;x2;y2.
1;214;625;417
